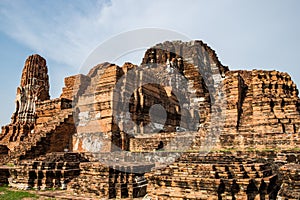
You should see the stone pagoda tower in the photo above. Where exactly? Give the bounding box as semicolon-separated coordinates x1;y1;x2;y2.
11;54;50;124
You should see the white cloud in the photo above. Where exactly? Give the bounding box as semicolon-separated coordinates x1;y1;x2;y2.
0;0;110;68
0;0;299;82
0;0;218;69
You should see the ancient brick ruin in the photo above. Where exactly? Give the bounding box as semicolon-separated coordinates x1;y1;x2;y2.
0;40;300;199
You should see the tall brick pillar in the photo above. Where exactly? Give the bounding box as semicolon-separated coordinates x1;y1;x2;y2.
11;54;50;124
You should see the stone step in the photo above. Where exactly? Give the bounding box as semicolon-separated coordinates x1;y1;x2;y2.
10;109;73;160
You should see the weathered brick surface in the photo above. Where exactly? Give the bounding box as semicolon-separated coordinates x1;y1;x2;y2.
0;40;300;199
72;63;125;153
278;164;300;199
146;151;283;200
8;153;84;190
68;162;152;198
218;70;300;150
60;74;91;100
10;108;74;160
0;54;50;152
14;54;50;124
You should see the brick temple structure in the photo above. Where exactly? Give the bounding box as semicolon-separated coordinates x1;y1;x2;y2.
0;40;300;199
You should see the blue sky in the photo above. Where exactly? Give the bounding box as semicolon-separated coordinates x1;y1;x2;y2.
0;0;299;127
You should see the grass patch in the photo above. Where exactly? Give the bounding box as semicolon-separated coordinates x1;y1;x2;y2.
215;148;237;153
245;148;257;152
287;147;300;151
5;163;15;167
0;185;38;200
259;148;276;152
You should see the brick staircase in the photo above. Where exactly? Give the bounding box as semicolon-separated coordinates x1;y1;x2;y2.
9;108;74;160
147;152;281;199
